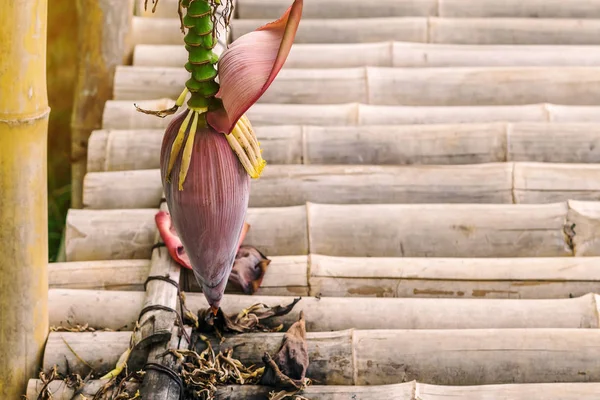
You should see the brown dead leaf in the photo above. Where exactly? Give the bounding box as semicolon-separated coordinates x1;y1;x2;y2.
228;245;271;294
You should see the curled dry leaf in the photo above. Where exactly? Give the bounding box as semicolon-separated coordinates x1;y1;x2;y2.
260;311;309;391
196;298;302;339
228;245;271;294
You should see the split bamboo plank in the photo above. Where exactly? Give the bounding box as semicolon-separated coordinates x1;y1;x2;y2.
65;208;157;261
103;101;600;130
134;42;600;69
26;380;600;400
514;163;600;204
44;331;132;376
236;0;600;19
71;0;134;209
64;203;587;258
200;328;600;385
49;260;149;291
113;66;600;106
215;382;600;400
233;18;600;45
308;255;600;299
308;202;572;257
49;289;143;330
82;164;514;209
185;293;600;331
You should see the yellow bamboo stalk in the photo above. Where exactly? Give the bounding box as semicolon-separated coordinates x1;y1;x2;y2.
70;0;134;208
0;1;50;398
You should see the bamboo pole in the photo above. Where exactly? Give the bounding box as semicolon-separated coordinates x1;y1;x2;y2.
196;328;600;385
48;291;600;333
71;0;134;209
44;331;132;376
26;379;138;399
235;0;600;19
232;17;600;45
47;256;600;300
0;2;50;398
82;163;600;209
82;164;515;208
49;260;150;291
49;289;144;330
26;379;600;399
112;66;600;106
134;42;600;69
101;101;600;130
215;382;600;400
308;255;600;299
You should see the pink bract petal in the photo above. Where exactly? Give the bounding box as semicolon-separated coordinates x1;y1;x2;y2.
207;0;303;134
155;210;193;270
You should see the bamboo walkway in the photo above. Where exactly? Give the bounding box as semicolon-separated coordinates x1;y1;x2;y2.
29;0;600;398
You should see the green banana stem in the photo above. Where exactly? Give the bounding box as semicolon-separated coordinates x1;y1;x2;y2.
181;0;222;110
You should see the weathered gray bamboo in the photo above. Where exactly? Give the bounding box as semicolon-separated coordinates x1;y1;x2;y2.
102;100;600;130
215;381;600;400
197;328;600;385
113;66;600;106
132;201;185;399
49;260;149;290
66;201;600;258
26;380;600;400
134;42;600;69
65;208;157;261
47;256;600;300
232;18;600;44
236;0;600;19
83;164;515;208
43;331;132;376
49;289;143;330
71;0;134;209
89;123;600;171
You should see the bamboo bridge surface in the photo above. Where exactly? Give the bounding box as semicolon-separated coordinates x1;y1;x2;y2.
28;0;600;398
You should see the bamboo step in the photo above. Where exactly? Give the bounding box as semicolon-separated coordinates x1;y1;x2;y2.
135;0;600;20
82;163;600;209
50;290;600;332
65;201;600;260
49;256;600;299
215;382;600;400
88;123;600;171
44;328;600;385
130;16;600;45
102;100;600;130
26;380;600;400
235;0;600;20
113;66;600;106
134;42;600;69
232;17;600;45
